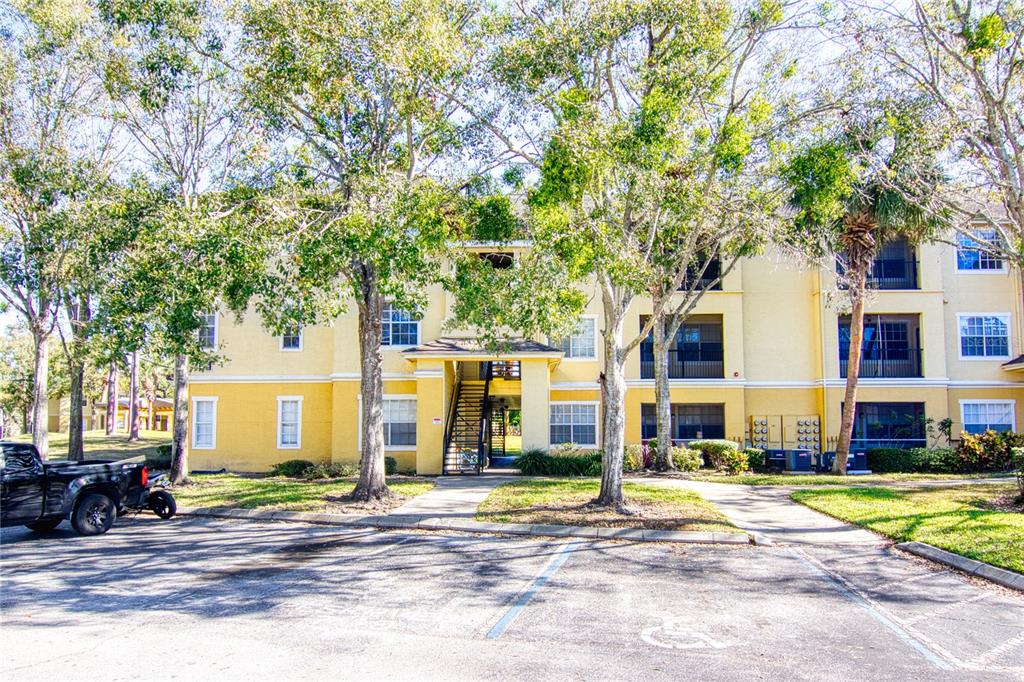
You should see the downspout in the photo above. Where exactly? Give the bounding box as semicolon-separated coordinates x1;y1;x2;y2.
817;266;830;455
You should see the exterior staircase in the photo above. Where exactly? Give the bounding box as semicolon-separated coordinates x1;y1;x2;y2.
443;375;490;474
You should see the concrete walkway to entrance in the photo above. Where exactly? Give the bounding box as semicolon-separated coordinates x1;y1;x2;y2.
391;475;518;519
634;477;883;547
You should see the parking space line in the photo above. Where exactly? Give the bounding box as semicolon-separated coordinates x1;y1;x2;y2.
486;541;581;640
903;592;990;625
788;548;955;671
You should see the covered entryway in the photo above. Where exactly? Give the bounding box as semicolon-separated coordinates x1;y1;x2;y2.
402;337;562;475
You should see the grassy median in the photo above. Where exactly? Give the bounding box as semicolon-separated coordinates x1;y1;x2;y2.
687;472;1010;486
476;479;739;533
172;473;434;514
791;484;1023;574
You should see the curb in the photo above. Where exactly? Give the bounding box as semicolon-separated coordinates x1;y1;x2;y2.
896;541;1024;593
178;506;757;546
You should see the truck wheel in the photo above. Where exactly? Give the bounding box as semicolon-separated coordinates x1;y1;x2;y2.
148;490;177;519
25;518;62;532
71;493;117;536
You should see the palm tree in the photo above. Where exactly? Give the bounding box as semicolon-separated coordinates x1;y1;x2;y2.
785;112;945;473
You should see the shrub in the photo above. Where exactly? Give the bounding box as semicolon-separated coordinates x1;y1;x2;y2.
514;448;601;476
744;448;765;473
867;447;971;474
956;430;1019;472
270;459;316;477
689;439;739;470
550;443;599;457
623;444;644;472
671;446;702;472
146;444;173;469
866;448;916;473
1012;447;1024;499
302;462;359;479
721;448;750;475
385;456;397;475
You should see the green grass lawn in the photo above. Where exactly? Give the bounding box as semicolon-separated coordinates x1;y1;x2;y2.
12;429;171;461
172;473;435;513
476;478;739;533
791;484;1024;574
687;471;1010;486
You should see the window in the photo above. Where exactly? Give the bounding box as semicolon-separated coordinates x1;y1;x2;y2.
957;230;1005;271
555;318;596;359
550;403;598;446
679;253;722;291
381;304;419;346
280;328;302;351
961;401;1015;434
198;313;217;349
850;402;925;450
640;315;724;379
277;397;302;449
641;403;725;440
958;314;1010;359
384;399;417;447
192;397;217;449
479;252;514;269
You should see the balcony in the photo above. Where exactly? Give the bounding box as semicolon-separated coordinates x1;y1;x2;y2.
640;316;725;379
678;255;722;291
838;238;919;290
840;346;922;378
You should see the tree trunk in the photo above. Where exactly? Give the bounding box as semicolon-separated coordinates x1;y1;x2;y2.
31;325;49;459
128;351;140;442
170;354;190;484
105;362;118;435
148;398;155;431
652;310;675;471
352;272;391;501
835;266;869;475
596;308;626;507
67;296;90;461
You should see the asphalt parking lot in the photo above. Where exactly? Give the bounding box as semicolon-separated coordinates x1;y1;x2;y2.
1;516;1022;681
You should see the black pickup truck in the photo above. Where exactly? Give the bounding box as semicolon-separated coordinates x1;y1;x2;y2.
0;442;173;536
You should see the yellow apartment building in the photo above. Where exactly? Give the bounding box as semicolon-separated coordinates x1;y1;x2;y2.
188;234;1024;474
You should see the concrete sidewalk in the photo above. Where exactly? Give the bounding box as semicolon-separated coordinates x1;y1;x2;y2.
635;477;883;547
390;474;518;519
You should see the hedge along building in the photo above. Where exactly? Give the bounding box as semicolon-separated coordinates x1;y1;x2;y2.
187;237;1024;474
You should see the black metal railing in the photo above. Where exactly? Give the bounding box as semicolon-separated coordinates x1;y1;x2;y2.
640;352;724;379
839;258;918;290
840;347;922;378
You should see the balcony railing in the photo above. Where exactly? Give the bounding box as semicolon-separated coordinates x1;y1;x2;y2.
840;347;922;378
838;258;919;290
489;361;520;380
641;352;724;379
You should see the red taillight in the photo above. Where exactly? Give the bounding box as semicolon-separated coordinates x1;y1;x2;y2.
140;466;149;487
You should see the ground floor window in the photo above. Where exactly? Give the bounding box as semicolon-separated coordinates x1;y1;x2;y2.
850;402;925;450
384;399;417;447
640;403;725;441
550;402;598;447
277;397;303;449
961;401;1015;434
192;397;217;449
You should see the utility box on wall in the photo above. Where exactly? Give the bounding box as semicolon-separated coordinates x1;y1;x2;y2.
749;415;821;455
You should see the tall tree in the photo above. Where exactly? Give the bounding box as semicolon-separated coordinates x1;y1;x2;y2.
459;0;804;504
127;349;140;440
0;0;108;457
784;104;946;473
850;0;1024;303
103;360;118;435
239;0;483;500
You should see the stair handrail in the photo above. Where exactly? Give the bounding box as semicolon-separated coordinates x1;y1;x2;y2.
442;378;461;475
476;363;492;473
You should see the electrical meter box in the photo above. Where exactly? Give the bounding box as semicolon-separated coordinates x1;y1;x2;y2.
749;415;821;454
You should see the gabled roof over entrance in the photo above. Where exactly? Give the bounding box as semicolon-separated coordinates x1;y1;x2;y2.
1002;354;1024;372
402;336;563;359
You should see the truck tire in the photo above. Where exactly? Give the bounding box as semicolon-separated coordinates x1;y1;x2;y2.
25;518;62;532
71;493;117;536
147;490;177;519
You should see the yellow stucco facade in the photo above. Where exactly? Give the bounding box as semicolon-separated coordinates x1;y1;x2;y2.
189;240;1024;473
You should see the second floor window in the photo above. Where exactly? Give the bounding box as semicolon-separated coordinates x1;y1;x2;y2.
838;315;921;378
959;314;1010;358
382;304;419;346
957;230;1005;271
281;328;302;351
198;313;217;349
555;318;596;359
639;315;724;379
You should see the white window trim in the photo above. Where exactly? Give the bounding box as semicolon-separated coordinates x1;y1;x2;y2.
556;315;599;361
959;399;1016;432
276;396;303;450
357;394;418;451
191;397;218;450
549;400;600;447
381;304;421;349
955;232;1008;274
956;312;1012;361
279;329;303;352
200;312;219;349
